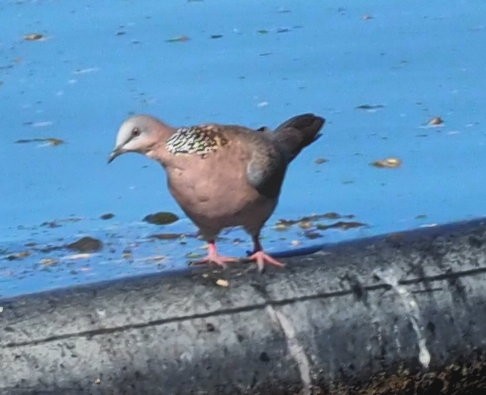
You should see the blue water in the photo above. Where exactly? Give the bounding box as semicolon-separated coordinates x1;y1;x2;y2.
1;0;485;298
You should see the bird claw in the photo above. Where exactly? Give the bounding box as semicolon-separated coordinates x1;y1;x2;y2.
193;242;284;272
248;251;285;272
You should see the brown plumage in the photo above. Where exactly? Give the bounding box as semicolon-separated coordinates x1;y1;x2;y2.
109;113;325;271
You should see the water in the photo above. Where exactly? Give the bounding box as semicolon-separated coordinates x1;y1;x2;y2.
1;0;485;298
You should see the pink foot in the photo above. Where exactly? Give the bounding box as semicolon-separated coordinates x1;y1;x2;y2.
248;250;285;272
194;241;238;268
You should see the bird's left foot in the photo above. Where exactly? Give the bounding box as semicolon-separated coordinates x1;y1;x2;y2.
248;250;285;272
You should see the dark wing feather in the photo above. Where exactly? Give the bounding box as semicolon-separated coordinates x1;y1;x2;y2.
271;113;325;162
246;113;325;199
246;134;287;199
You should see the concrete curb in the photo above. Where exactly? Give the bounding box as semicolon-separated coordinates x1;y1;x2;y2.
1;219;486;394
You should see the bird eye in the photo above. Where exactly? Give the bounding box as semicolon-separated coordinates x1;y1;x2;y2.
131;127;141;137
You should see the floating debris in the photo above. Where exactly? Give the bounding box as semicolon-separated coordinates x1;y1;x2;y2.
210;34;223;39
67;236;103;253
427;116;444;126
24;33;44;41
257;29;269;34
276;28;290;33
355;104;385;111
166;35;190;43
40;258;58;266
15;137;64;147
371;157;402;168
149;233;183;240
362;14;374;20
274;222;291;231
41;220;61;228
143;212;179;225
38;244;63;254
40;216;82;226
277;212;355;227
303;231;322;240
122;250;133;260
298;221;313;229
415;214;428;220
324;212;351;219
317;221;366;231
314;157;328;165
6;251;31;261
275;219;297;228
216;279;229;287
100;213;115;220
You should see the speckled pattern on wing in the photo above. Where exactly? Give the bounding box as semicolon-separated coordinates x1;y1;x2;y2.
166;125;228;156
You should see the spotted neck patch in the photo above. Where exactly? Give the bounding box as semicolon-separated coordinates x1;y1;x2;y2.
166;125;228;156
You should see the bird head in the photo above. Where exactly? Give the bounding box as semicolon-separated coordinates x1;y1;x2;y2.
108;115;172;163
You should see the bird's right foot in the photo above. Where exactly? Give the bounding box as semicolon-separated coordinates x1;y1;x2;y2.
193;241;238;268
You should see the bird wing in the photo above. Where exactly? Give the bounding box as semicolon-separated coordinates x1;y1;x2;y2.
244;132;287;199
244;113;325;198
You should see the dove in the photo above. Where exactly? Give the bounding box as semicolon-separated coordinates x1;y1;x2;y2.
109;113;325;271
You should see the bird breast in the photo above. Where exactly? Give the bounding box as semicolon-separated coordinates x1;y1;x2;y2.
165;144;276;233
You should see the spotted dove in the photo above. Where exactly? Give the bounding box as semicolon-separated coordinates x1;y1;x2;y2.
109;113;325;271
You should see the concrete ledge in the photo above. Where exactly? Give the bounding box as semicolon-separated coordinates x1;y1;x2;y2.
1;219;486;394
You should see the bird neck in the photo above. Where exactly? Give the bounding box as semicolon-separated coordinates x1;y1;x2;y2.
145;128;176;166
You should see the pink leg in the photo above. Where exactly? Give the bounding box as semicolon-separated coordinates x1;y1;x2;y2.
194;240;238;268
249;236;285;272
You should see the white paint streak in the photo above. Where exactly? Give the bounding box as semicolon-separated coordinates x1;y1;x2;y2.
374;268;431;368
266;305;312;395
73;67;99;75
31;121;53;128
419;223;438;228
61;253;93;260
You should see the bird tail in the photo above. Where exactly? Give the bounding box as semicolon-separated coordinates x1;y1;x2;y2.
272;113;325;162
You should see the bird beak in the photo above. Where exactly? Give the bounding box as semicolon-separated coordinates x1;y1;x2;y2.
108;147;123;164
